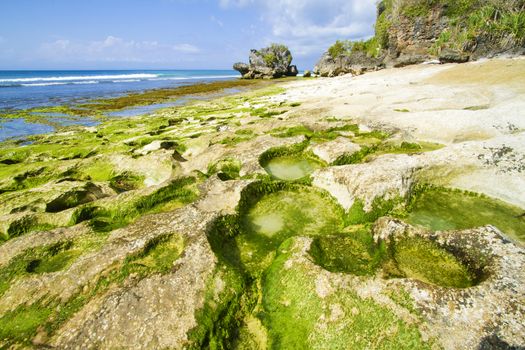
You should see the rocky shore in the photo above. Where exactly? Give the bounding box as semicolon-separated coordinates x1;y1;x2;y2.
0;57;524;349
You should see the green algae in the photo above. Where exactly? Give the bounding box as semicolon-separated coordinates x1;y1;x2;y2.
237;182;344;274
405;186;525;243
309;229;387;276
45;182;105;213
261;238;433;349
0;302;52;344
3;218;56;242
0;233;184;346
208;158;241;181
80;177;199;232
0;238;105;298
80;79;260;113
109;172;145;193
346;197;405;225
389;236;477;288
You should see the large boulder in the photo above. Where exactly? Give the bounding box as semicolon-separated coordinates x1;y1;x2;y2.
234;44;297;79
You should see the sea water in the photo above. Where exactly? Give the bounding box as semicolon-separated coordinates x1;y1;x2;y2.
0;70;239;141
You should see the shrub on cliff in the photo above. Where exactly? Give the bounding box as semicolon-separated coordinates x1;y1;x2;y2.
233;43;297;79
319;0;524;74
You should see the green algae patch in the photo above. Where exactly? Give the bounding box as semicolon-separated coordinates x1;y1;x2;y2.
0;302;52;344
45;183;107;213
80;79;261;113
3;217;56;242
0;233;184;347
74;176;199;233
207;158;241;181
389;236;477;288
346;197;405;225
238;183;344;274
109;172;145;193
123;233;184;275
244;187;344;239
260;238;432;349
309;229;387;276
406;186;525;243
0;237;105;298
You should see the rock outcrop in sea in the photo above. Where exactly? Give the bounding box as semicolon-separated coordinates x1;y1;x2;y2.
314;0;525;76
234;44;298;79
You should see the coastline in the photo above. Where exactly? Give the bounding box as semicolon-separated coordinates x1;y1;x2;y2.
0;77;278;142
0;57;524;348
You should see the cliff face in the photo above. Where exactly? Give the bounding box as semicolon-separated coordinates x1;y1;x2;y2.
314;0;525;76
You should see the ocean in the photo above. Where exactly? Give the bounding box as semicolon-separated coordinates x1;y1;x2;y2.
0;69;239;111
0;70;240;141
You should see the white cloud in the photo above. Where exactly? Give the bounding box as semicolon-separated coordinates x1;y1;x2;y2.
210;15;224;27
39;36;200;63
221;0;377;58
219;0;254;8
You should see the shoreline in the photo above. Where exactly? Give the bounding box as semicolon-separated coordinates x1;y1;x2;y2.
0;57;524;348
0;78;281;143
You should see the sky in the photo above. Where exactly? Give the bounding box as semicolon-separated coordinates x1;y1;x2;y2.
0;0;377;70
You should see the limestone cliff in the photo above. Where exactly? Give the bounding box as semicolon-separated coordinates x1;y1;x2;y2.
315;0;525;76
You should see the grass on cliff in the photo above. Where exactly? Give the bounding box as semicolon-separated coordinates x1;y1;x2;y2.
328;0;525;60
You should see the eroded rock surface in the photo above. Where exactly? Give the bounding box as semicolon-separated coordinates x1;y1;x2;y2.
0;59;524;349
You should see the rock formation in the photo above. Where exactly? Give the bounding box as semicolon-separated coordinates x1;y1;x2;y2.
234;44;298;79
314;0;525;76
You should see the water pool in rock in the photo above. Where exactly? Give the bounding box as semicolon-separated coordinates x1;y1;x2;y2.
406;188;525;243
263;156;321;181
239;187;344;273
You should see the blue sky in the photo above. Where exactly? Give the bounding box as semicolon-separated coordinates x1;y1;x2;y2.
0;0;377;70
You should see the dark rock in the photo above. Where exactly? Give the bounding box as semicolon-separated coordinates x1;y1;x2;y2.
233;44;297;79
303;70;312;78
439;48;470;63
287;65;298;76
478;334;525;350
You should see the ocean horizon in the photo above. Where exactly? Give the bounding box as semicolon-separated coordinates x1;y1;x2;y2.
0;69;240;111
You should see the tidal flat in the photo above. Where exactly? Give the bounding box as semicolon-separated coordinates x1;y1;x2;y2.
0;58;524;349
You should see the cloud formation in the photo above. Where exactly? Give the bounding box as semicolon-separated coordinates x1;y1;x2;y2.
39;36;200;63
221;0;377;57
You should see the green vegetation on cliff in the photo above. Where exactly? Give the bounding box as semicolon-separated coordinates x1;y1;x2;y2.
327;0;525;60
